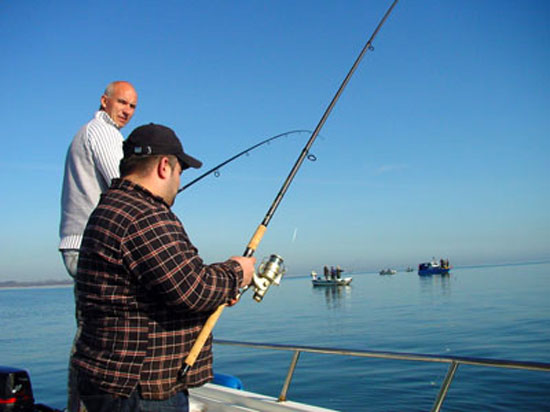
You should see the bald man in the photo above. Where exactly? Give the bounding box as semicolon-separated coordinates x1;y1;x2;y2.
59;81;138;277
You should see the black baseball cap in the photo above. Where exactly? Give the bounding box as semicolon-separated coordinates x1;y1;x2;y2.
123;123;202;169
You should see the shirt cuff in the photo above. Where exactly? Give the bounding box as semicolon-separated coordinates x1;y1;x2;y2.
225;259;244;297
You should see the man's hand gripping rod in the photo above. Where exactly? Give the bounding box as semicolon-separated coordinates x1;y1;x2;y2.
180;0;399;378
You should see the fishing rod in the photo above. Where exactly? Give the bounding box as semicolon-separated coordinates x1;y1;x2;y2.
177;129;312;194
180;0;399;378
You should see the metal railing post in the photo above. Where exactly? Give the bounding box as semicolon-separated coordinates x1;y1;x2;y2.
278;350;301;402
431;361;460;412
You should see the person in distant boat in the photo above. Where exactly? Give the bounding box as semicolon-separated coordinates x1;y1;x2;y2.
336;266;343;279
59;80;138;278
331;266;336;280
71;123;256;412
324;265;330;280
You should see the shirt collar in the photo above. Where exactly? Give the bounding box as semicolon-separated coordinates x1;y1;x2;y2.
95;110;121;130
111;178;171;209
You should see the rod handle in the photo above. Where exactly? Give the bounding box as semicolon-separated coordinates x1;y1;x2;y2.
182;303;227;374
244;224;267;257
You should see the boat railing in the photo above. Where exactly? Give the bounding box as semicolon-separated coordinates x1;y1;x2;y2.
214;339;550;412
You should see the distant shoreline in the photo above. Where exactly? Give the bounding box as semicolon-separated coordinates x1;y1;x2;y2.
0;280;73;290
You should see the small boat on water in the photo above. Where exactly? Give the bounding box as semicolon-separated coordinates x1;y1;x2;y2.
310;269;352;286
311;276;353;287
418;259;451;276
379;268;396;275
405;267;414;272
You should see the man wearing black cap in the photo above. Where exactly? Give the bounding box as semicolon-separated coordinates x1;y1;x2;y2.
71;123;255;411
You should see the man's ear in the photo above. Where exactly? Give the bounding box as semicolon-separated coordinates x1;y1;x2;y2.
100;94;108;110
157;156;172;180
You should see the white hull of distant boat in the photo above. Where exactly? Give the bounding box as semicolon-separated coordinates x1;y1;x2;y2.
310;270;351;286
311;277;352;286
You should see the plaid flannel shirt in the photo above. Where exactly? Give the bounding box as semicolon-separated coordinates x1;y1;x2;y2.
72;179;243;400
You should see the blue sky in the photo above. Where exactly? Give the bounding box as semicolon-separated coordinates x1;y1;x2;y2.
1;0;548;281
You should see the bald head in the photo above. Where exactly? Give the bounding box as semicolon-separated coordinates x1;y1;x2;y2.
100;81;138;128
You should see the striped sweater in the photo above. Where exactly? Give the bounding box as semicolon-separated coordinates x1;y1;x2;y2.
59;111;123;251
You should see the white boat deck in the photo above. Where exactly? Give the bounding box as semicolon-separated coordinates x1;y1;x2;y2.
190;384;338;412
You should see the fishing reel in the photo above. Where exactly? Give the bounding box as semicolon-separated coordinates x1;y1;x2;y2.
252;254;285;302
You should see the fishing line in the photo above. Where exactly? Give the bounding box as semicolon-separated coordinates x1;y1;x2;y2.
291;227;298;243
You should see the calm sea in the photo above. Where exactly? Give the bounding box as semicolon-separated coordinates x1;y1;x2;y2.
1;262;549;411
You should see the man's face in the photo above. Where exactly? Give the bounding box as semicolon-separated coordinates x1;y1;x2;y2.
101;83;138;128
166;160;182;207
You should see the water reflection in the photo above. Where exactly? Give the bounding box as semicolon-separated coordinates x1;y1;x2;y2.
418;273;451;296
312;285;352;309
